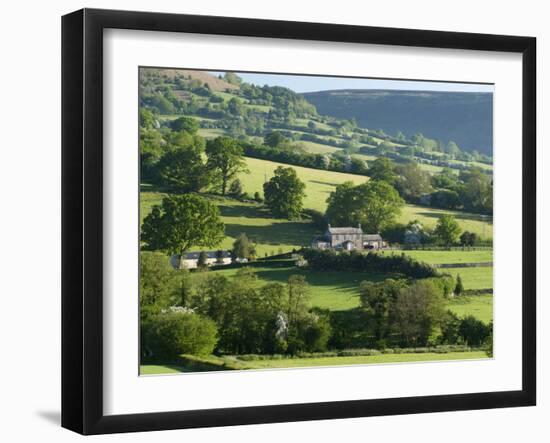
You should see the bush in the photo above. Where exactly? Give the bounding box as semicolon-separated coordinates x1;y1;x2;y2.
228;179;244;197
458;316;492;346
302;208;328;230
253;191;263;203
142;310;218;360
302;248;438;279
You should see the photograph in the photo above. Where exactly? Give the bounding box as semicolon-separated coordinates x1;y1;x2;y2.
138;67;494;375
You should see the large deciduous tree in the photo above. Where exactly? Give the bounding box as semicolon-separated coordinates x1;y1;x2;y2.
141;194;225;254
392;280;445;347
325;180;404;233
206;137;249;196
394;162;432;202
263;166;306;219
156;143;209;192
434;214;462;247
367;157;396;183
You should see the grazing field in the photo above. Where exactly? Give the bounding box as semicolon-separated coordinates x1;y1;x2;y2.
140;351;488;374
380;249;493;265
197;128;227;138
193;261;493;317
238;157;370;212
194;263;388;311
400;204;493;240
140;364;192;375
298;140;341;154
141;190;318;256
447;294;493;323
445;267;493;290
237;351;488;369
238;157;493;241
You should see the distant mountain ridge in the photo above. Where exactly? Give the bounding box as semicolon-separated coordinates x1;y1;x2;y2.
302;89;493;155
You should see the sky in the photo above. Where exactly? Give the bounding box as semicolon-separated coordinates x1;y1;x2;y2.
211;71;493;94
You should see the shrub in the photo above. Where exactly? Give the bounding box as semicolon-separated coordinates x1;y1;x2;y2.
302;248;438;279
459;316;492;346
228;179;244;197
142;311;218;359
253;191;263;203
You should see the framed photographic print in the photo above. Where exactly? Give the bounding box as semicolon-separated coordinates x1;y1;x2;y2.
62;8;536;435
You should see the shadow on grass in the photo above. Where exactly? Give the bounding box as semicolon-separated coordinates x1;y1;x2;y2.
308;179;342;187
218;202;274;219
253;266;387;293
415;210;493;224
225;222;319;248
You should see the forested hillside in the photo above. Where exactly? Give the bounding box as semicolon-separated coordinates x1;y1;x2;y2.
303;89;493;155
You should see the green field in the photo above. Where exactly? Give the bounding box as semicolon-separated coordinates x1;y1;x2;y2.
140;364;192;374
193;260;492;317
194;264;388;311
380;249;493;265
198;128;227;138
298;140;340;154
445;267;494;290
141;351;488;374
447;294;493;323
141;156;493;257
239;157;493;241
400;204;492;240
238;157;369;212
141;190;318;257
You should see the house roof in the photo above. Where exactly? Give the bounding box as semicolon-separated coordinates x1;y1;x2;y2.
183;251;231;260
327;227;363;235
363;234;383;241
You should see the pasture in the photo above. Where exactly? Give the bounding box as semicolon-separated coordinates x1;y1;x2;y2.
238;157;493;241
140;351;488;374
141;190;318;256
381;249;493;265
195;260;493;318
447;294;493;323
444;267;493;290
194;263;387;311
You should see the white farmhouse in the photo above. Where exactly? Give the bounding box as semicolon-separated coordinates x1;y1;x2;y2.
170;250;232;270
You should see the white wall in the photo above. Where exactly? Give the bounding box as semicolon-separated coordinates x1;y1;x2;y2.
0;0;546;441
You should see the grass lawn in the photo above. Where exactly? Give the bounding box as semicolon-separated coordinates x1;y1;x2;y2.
447;294;493;323
379;249;493;265
140;351;489;374
444;267;493;290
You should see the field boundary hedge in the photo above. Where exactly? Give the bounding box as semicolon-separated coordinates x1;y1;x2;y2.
435;262;493;268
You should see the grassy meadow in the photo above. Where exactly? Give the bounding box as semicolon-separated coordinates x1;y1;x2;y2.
141;350;489;375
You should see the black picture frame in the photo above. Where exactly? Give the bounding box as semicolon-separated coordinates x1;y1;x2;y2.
62;8;537;435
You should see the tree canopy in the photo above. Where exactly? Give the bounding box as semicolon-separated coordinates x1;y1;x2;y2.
263;166;306;219
206;137;249;196
434;214;462;246
367;157;397;183
325;180;404;233
141;194;225;254
156;143;209;192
